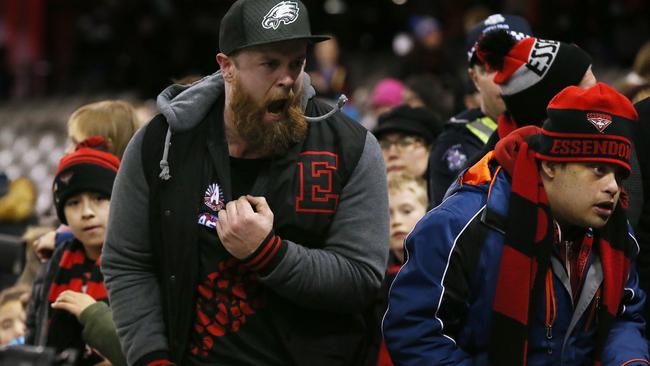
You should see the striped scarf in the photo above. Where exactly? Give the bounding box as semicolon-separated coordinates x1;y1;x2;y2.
46;240;107;362
489;126;633;365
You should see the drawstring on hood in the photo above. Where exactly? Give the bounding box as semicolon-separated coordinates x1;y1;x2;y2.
159;128;172;180
155;71;346;181
304;94;348;122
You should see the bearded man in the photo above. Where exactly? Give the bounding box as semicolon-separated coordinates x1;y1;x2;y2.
101;1;389;365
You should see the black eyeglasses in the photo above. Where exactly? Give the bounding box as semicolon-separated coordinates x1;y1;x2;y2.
379;136;425;151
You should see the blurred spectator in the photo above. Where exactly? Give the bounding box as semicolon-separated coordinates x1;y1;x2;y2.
0;176;36;234
632;85;650;104
361;78;405;130
0;284;30;345
399;16;453;78
634;96;650;324
308;36;349;100
403;74;455;120
617;41;650;99
373;105;442;181
427;14;531;207
67;100;140;159
0;172;37;288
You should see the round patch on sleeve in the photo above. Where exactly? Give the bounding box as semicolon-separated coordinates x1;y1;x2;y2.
443;144;468;172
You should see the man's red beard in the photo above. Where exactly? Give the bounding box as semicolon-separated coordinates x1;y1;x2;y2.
229;76;308;157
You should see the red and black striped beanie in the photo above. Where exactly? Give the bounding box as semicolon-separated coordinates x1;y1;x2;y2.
476;30;592;127
53;136;120;224
534;82;638;176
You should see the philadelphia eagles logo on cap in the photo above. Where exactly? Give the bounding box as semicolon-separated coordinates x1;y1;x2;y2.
262;1;300;30
586;112;613;133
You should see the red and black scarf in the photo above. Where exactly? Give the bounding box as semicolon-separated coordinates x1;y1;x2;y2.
489;126;633;365
46;240;107;362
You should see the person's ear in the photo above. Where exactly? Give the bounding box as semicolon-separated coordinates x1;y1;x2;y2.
468;66;480;91
217;53;234;82
540;160;558;179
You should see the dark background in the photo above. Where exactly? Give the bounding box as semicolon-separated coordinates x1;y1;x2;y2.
1;0;649;99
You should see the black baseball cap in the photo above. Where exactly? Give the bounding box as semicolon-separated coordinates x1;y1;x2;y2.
219;0;330;55
466;14;532;63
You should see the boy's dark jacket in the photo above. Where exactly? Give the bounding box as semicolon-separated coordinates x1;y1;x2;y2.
102;72;389;366
383;153;648;365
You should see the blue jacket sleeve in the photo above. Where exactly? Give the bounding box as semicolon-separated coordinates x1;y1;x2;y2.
601;260;650;366
382;204;481;366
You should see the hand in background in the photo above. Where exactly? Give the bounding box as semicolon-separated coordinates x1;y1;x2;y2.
51;290;96;319
33;230;56;261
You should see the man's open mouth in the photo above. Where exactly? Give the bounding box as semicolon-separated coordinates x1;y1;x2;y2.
595;201;614;210
267;98;288;114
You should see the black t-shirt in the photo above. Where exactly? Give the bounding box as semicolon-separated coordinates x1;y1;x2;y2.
187;108;285;365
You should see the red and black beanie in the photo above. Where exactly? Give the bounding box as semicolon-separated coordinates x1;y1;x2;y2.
53;136;120;224
534;82;638;176
476;30;592;127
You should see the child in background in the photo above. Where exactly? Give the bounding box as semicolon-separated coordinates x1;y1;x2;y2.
0;284;30;345
388;172;428;266
34;100;141;261
376;173;428;366
25;138;126;366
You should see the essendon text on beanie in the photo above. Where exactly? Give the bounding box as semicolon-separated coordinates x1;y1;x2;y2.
548;137;631;160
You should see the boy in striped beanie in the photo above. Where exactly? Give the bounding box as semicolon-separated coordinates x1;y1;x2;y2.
25;137;125;366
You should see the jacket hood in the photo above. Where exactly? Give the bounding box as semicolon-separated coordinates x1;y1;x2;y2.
156;70;316;133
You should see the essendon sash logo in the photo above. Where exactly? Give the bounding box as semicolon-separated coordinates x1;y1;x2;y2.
549;138;630;160
586;113;612;133
296;151;340;213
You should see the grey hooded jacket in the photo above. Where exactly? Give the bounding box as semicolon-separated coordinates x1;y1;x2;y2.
101;71;389;365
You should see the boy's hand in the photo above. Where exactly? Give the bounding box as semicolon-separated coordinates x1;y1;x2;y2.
34;230;56;262
51;290;96;319
216;195;274;259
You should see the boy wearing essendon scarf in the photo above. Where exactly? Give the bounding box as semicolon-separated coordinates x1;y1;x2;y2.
383;83;649;365
25;137;121;365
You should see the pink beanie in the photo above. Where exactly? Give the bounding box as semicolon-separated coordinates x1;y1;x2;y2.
370;78;405;108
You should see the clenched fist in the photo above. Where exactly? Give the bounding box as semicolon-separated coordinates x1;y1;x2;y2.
216;195;274;259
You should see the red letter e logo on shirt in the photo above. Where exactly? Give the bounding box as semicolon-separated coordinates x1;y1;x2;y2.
296;151;340;213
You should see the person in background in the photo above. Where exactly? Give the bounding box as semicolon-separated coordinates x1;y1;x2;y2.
632;95;650;326
399;16;453;79
0;284;30;345
361;78;405;130
403;74;455;122
67;100;140;159
25;138;125;366
387;173;427;265
374;172;428;366
427;14;532;208
308;35;349;101
384;83;648;365
373;105;443;182
616;41;650;99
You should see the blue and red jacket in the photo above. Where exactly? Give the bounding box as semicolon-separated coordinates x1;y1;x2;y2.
383;155;649;366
